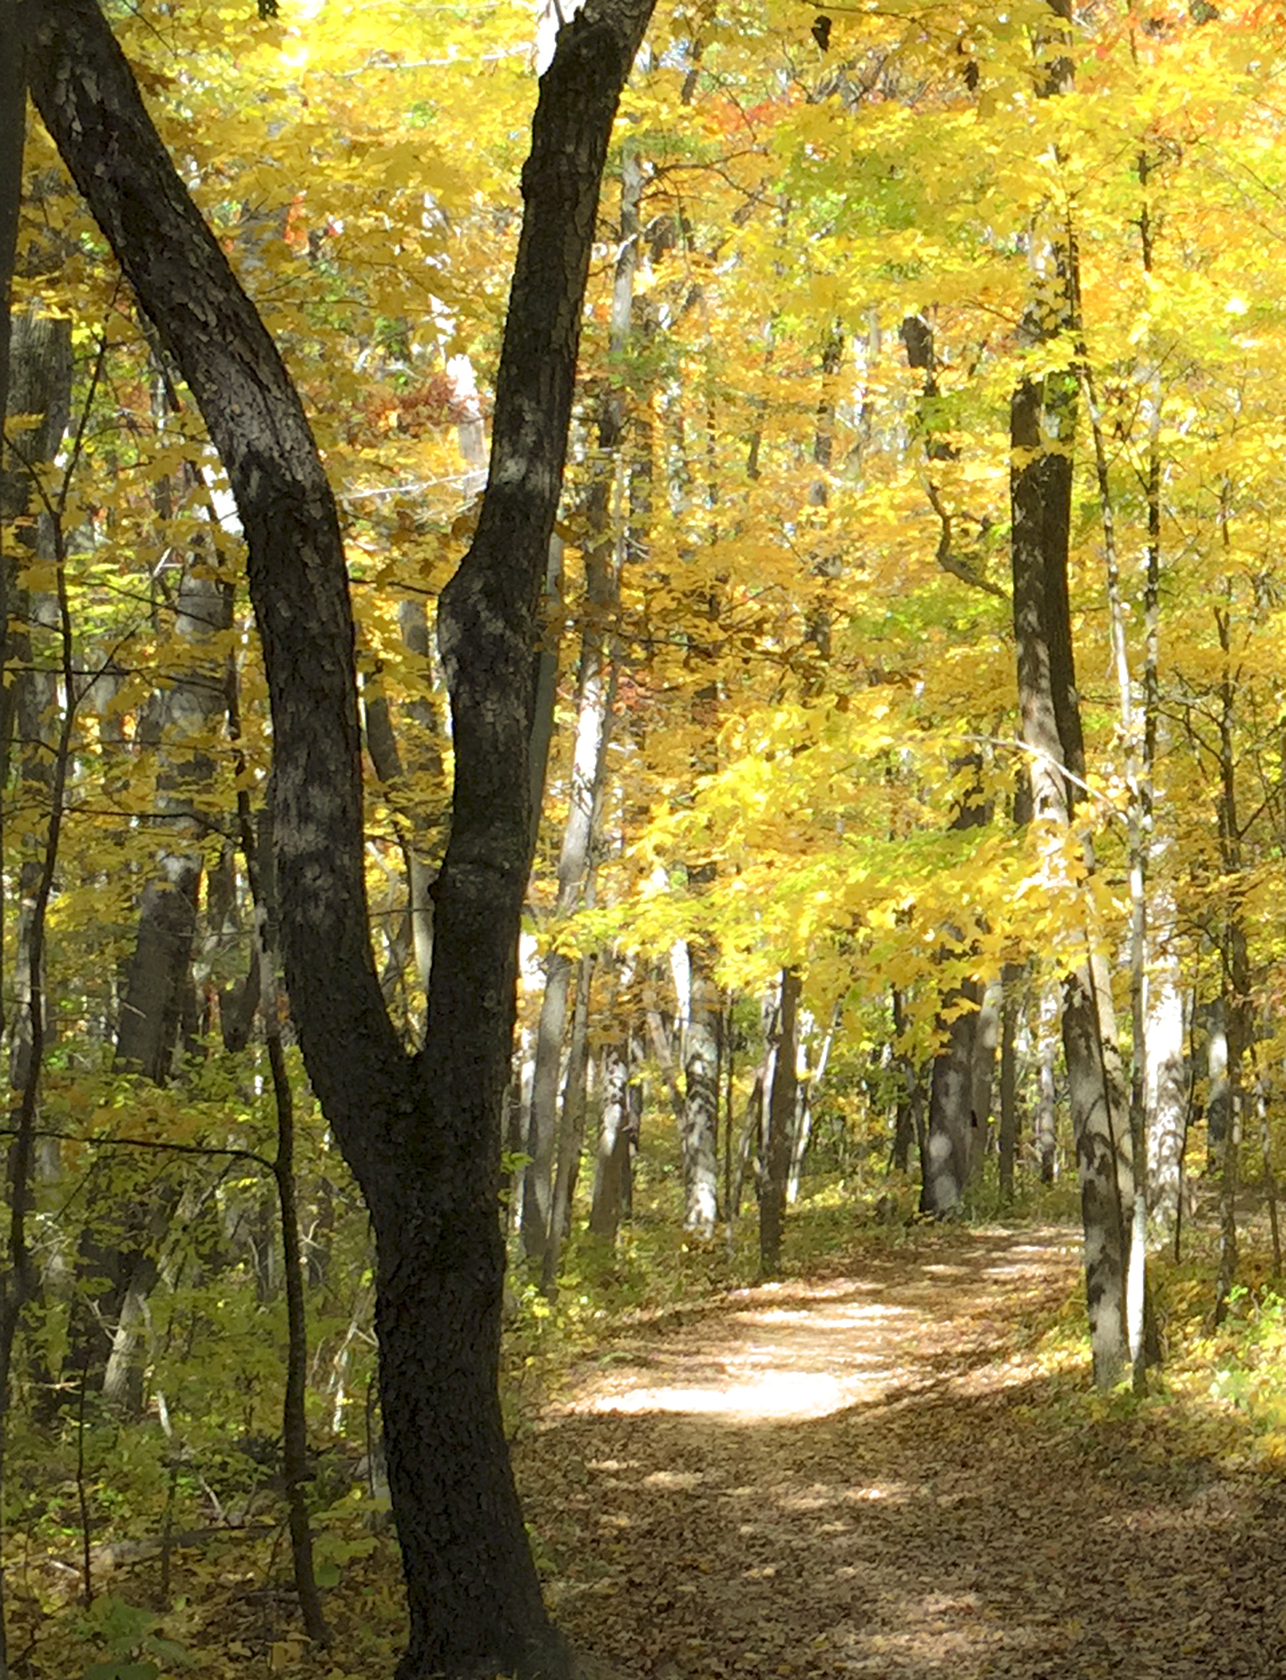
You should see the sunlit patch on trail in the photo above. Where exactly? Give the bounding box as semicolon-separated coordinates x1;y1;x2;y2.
571;1296;918;1420
583;1369;858;1419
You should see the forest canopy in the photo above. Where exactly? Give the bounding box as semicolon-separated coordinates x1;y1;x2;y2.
5;0;1286;1675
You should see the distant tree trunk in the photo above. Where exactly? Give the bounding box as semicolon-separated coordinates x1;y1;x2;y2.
760;967;799;1273
1213;922;1248;1327
920;763;987;1217
522;593;617;1267
29;2;657;1672
115;552;231;1080
523;151;635;1267
920;979;981;1217
83;543;232;1412
521;959;567;1263
730;1058;768;1223
1259;1074;1282;1280
589;1030;630;1241
890;986;921;1174
997;966;1023;1201
541;952;594;1293
361;597;444;1008
0;59;75;1657
1213;589;1252;1327
1034;980;1060;1181
1205;996;1230;1148
681;940;721;1236
1084;342;1164;1386
787;1002;837;1203
0;8;23;974
1145;905;1188;1243
970;977;1002;1159
3;309;70;1098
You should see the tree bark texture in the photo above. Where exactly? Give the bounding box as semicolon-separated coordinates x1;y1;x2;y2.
27;0;656;1672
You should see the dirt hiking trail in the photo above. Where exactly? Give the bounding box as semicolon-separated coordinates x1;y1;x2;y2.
517;1225;1286;1680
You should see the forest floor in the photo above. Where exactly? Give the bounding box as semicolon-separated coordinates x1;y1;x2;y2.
517;1222;1286;1680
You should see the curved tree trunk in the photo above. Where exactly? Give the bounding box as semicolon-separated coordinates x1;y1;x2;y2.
27;1;656;1673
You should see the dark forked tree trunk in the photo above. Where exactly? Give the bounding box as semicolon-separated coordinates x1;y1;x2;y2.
26;1;655;1673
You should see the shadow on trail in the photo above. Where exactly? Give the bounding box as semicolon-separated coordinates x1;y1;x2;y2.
517;1227;1286;1680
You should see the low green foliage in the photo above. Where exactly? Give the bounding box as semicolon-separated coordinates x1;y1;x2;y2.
76;1594;189;1680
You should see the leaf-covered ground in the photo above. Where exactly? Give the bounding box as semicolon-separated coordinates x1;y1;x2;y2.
518;1225;1286;1680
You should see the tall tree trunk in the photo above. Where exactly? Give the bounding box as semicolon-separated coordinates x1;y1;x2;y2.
759;967;799;1273
1009;4;1130;1385
28;2;656;1673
